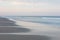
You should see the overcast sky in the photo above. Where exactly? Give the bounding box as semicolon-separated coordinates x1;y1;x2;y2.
0;0;60;16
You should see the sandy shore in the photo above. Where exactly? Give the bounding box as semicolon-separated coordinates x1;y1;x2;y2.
0;17;60;40
0;17;31;33
0;17;51;40
0;17;17;26
0;34;50;40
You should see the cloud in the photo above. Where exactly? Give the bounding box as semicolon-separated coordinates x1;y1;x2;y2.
0;0;60;16
11;1;48;8
0;1;48;12
1;0;48;3
48;3;60;12
0;0;59;13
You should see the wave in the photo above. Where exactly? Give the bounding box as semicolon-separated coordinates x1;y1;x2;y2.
3;16;60;26
41;17;60;19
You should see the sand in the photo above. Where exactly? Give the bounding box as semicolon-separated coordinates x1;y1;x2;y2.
0;17;30;33
0;17;60;40
0;17;51;40
0;34;50;40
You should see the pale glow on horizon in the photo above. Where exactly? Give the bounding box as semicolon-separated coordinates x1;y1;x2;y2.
0;1;48;12
0;0;59;16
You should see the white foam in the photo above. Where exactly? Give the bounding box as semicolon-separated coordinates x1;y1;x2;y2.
15;20;60;31
15;20;60;40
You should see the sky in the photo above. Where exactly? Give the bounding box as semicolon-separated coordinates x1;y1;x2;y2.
0;0;60;16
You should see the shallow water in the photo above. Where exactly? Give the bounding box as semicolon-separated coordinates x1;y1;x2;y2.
4;16;60;26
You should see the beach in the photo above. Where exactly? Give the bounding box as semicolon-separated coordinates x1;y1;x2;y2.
0;17;51;40
10;18;60;40
0;17;60;40
0;34;50;40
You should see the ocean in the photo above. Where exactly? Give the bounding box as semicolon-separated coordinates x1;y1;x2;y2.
4;16;60;26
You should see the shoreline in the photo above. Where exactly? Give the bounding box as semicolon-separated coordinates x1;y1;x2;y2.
0;17;31;33
0;17;60;40
0;17;51;40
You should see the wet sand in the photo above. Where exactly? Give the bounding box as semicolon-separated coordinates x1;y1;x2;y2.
0;17;30;33
0;17;17;26
0;27;30;33
0;17;51;40
0;34;50;40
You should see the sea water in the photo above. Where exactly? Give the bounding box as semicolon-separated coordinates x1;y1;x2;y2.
4;16;60;26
